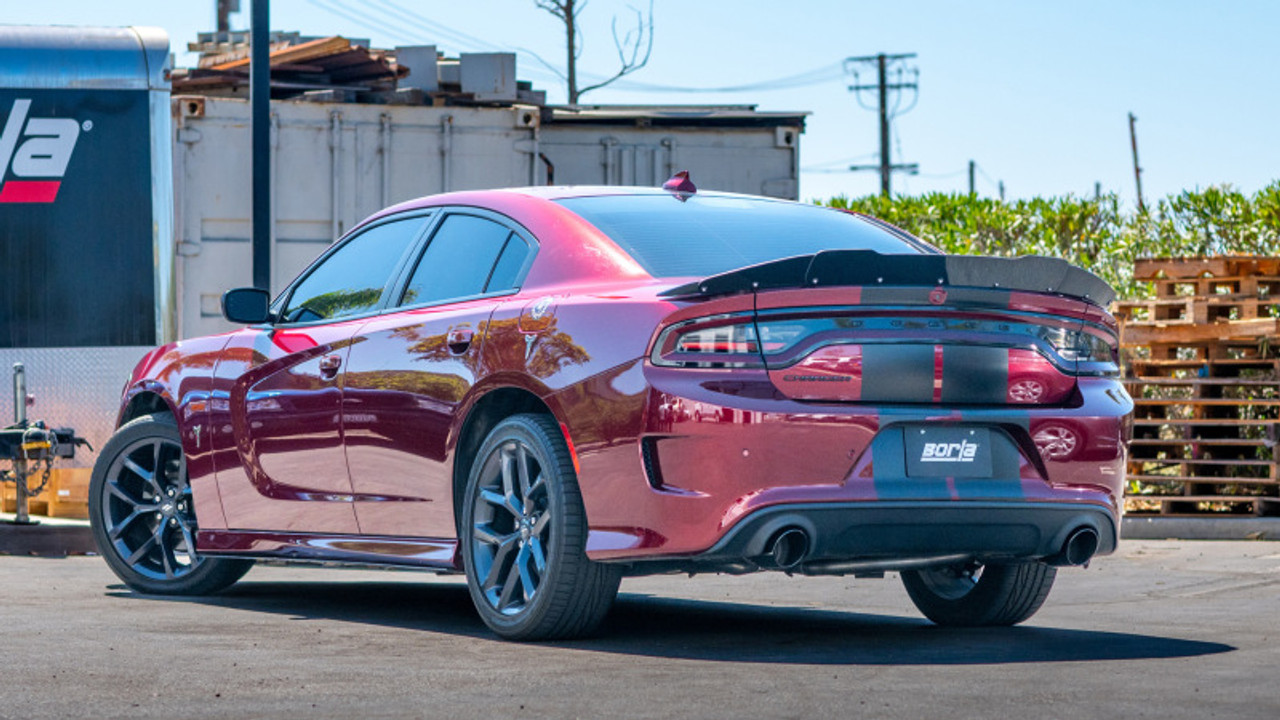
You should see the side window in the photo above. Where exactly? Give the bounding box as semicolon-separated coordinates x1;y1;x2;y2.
400;214;523;307
282;217;426;323
486;235;531;293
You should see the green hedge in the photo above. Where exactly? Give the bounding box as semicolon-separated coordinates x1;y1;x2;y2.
823;182;1280;299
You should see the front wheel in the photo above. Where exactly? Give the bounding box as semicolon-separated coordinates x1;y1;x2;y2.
89;413;252;595
901;560;1056;627
460;414;621;640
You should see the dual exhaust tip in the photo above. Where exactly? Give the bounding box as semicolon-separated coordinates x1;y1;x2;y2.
764;527;810;570
1049;526;1100;567
762;524;1100;571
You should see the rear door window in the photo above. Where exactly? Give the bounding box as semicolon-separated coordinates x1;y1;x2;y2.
400;214;529;307
485;235;532;293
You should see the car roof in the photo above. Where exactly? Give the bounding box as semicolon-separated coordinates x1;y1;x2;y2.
380;185;802;211
500;185;791;202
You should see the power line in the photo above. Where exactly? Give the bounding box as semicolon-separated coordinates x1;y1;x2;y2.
352;0;505;53
307;1;851;98
610;63;844;93
355;0;569;85
304;0;566;86
306;0;419;46
360;2;850;94
802;152;879;170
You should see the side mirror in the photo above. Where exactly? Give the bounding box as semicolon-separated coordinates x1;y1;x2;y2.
221;287;272;324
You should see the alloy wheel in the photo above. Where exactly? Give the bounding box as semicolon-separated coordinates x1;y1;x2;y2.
470;438;552;616
100;436;201;581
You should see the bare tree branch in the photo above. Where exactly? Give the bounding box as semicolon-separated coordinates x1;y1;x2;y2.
534;0;568;21
577;2;653;98
534;0;653;104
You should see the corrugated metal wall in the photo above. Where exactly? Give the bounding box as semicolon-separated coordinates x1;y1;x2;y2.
173;97;539;338
538;124;800;200
172;97;801;339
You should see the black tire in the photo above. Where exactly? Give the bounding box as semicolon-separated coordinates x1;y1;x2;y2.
460;414;621;641
89;413;252;595
901;560;1057;627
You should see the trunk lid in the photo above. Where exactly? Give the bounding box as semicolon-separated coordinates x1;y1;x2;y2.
658;251;1117;406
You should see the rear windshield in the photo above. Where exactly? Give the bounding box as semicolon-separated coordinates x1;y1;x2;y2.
557;194;926;278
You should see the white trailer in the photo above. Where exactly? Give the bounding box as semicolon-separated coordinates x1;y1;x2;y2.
0;25;172;482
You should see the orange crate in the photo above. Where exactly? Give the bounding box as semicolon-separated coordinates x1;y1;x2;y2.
46;468;91;520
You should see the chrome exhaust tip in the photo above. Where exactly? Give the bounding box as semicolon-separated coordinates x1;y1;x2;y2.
766;527;810;570
1047;527;1100;567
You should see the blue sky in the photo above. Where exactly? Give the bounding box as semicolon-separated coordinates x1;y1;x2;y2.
7;1;1279;206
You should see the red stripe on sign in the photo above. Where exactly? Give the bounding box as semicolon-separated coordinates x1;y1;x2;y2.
0;181;61;203
932;345;944;402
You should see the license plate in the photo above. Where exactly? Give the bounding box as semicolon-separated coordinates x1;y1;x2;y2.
905;426;993;478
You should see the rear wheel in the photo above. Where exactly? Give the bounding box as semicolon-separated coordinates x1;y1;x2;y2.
901;560;1056;627
461;414;621;640
89;413;252;595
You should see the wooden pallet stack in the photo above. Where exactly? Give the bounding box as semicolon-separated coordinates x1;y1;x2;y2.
1116;256;1280;516
1;468;90;519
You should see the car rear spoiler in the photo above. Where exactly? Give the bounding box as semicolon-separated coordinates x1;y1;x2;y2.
659;251;1116;307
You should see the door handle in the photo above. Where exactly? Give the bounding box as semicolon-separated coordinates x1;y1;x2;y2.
319;354;342;378
447;326;475;354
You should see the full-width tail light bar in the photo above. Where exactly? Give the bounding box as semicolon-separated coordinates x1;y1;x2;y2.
651;312;1118;373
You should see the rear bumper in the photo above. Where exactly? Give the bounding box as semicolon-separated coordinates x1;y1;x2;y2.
564;362;1130;563
609;501;1117;574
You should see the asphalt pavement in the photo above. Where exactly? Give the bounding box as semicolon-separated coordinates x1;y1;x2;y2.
1;540;1277;719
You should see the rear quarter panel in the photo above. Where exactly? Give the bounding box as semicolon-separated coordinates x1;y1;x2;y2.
476;282;690;532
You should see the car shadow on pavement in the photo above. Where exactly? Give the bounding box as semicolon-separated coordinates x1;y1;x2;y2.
596;593;1234;665
109;579;1234;666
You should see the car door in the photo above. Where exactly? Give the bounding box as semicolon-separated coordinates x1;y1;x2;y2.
344;211;536;538
210;214;431;533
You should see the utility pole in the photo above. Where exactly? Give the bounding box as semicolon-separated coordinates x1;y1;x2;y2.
876;54;890;194
251;0;270;291
968;160;976;196
998;181;1005;202
845;53;919;197
1129;112;1146;213
216;0;237;34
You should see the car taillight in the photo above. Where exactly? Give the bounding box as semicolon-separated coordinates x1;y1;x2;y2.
1038;326;1118;374
651;314;765;368
674;325;759;354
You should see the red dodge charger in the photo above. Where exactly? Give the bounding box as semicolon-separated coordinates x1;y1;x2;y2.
91;179;1132;640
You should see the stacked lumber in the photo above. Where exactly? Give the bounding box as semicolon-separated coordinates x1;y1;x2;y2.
1120;257;1280;516
172;34;407;99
